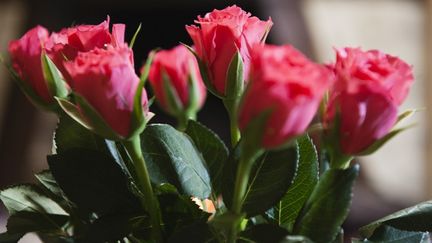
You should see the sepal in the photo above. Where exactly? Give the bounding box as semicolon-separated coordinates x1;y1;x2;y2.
240;108;272;156
225;51;244;101
356;124;415;156
1;54;57;111
129;23;141;48
185;60;201;116
161;72;183;115
41;52;69;99
182;43;222;98
56;94;121;140
354;109;417;156
128;50;156;139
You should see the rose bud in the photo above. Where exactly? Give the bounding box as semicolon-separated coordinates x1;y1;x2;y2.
8;26;53;105
45;17;126;81
63;45;150;139
324;47;414;156
186;5;273;97
238;44;334;149
148;45;206;122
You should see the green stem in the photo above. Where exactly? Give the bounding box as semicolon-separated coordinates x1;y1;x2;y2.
177;115;188;131
227;151;258;243
123;137;163;243
223;99;241;147
329;151;353;169
231;157;253;213
229;115;241;148
176;110;196;131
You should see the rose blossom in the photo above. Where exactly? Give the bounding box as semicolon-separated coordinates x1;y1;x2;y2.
64;45;148;137
324;47;414;154
148;45;206;114
45;17;126;81
186;5;273;96
238;44;334;149
8;26;52;103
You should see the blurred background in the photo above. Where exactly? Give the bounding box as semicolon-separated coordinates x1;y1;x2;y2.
0;0;430;242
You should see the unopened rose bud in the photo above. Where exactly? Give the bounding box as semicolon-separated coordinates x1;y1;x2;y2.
148;45;206;120
63;45;151;139
324;47;414;155
8;26;54;107
186;5;273;97
238;44;333;149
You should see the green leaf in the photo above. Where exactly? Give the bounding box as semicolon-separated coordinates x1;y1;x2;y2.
0;184;68;216
273;135;319;230
41;53;68;99
36;235;74;243
140;124;211;199
55;113;135;189
225;51;244;100
185;120;229;196
249;215;269;225
167;222;215;243
34;170;75;215
295;165;359;243
280;235;314;243
331;228;344;243
34;170;65;200
54;113;109;154
240;224;289;243
84;213;140;242
360;225;430;243
359;201;432;238
47;148;141;215
242;145;298;217
6;211;68;235
210;211;244;240
0;232;24;243
156;183;211;238
105;140;135;178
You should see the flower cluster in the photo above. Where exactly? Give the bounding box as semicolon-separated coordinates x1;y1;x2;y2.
9;18;150;138
3;5;417;243
9;7;413;154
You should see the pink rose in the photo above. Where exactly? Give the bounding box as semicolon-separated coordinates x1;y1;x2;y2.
46;17;126;81
64;45;148;137
238;44;333;149
8;26;52;103
148;45;206;115
186;5;273;96
325;47;414;154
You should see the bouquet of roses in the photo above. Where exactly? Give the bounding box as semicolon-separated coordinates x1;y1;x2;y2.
0;5;430;243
